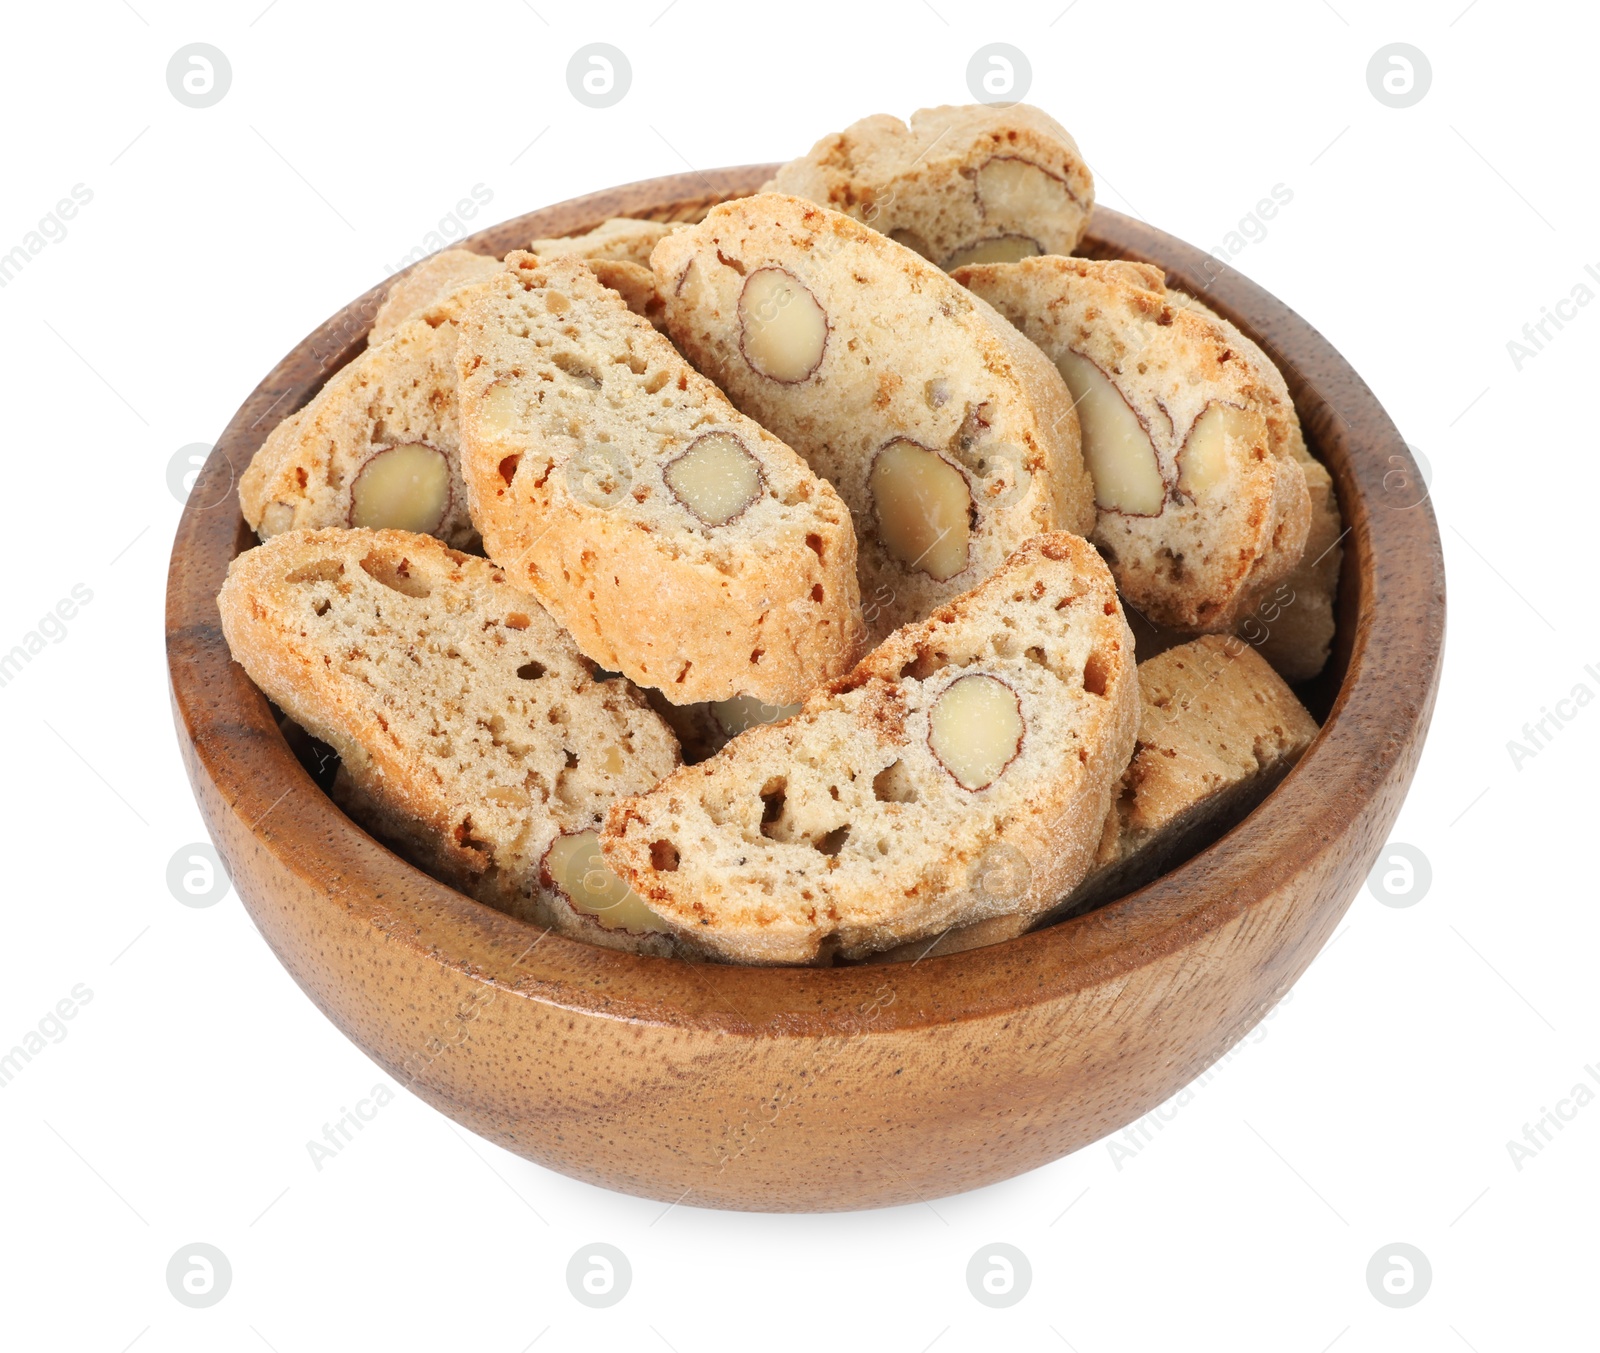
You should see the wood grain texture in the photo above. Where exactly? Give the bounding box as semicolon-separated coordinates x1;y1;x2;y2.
165;166;1445;1211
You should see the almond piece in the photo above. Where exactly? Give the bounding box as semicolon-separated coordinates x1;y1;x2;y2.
868;438;971;582
259;502;296;537
737;267;828;382
942;234;1043;269
663;432;764;526
710;695;801;736
1178;402;1260;498
974;156;1077;223
348;443;452;533
1053;350;1165;515
927;673;1025;791
542;830;672;934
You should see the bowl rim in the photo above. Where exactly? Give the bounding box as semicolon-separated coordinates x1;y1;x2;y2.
166;164;1445;1037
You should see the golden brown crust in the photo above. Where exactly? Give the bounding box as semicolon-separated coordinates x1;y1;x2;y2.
1169;290;1343;677
215;528;682;919
600;533;1138;964
868;634;1318;962
370;249;504;344
652;193;1095;645
765;103;1094;268
238;292;496;551
455;251;865;707
956;256;1312;632
528;217;676;268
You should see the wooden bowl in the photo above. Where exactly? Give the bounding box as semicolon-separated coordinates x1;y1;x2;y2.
166;166;1444;1212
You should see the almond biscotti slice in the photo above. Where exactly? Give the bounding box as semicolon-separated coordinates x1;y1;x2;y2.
370;249;504;344
600;533;1138;965
955;256;1311;633
871;633;1318;961
1168;291;1343;678
216;528;683;945
455;250;863;708
528;217;676;268
370;248;669;339
1073;634;1319;906
764;104;1094;270
239;285;498;549
651;193;1094;646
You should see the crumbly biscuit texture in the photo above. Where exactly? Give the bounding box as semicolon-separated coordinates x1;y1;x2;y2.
215;529;683;940
1172;290;1343;677
601;533;1138;965
956;256;1311;632
1084;634;1318;891
765;103;1094;269
369;249;504;343
652;193;1094;645
870;633;1318;961
586;258;668;331
239;285;499;550
528;217;677;268
455;250;864;707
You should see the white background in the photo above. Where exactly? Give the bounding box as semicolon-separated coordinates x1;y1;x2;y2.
1;1;1594;1348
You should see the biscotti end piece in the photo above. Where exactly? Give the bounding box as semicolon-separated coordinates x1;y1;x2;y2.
868;632;1318;962
370;250;504;344
652;193;1094;645
601;532;1138;965
216;529;682;927
528;217;676;269
456;250;865;707
765;103;1093;270
956;256;1312;633
239;303;492;550
1071;633;1319;908
1167;290;1343;678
